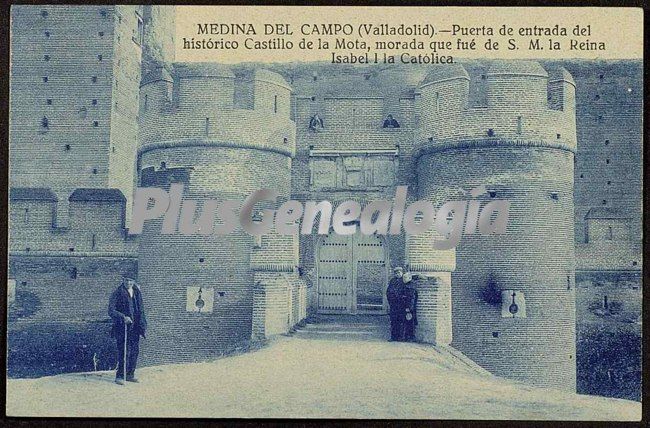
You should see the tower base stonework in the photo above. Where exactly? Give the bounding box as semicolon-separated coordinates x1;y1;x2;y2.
413;274;452;346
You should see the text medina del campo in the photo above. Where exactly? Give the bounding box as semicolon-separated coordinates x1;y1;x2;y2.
129;185;510;251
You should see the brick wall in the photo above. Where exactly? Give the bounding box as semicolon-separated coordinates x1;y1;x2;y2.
8;255;137;322
136;64;300;365
9;191;137;255
418;145;576;391
10;6;145;225
562;61;643;272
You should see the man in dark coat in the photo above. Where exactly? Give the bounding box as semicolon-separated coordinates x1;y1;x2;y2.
386;266;406;341
401;273;418;342
108;276;147;385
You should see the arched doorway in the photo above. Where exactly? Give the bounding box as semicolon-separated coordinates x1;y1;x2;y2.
315;232;388;314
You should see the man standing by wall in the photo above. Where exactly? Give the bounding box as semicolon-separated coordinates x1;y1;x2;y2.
108;276;147;385
386;267;406;341
401;272;418;342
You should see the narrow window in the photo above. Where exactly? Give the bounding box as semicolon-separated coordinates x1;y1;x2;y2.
93;121;99;127
91;234;96;250
516;116;522;134
43;77;48;83
41;117;49;128
606;159;610;164
41;10;48;18
143;94;148;111
136;13;144;46
44;31;50;37
24;208;29;223
607;226;613;240
100;9;107;18
98;31;104;37
605;139;610;145
92;99;97;105
91;76;97;83
70;267;77;279
64;144;70;151
46;99;52;105
98;55;102;61
44;55;50;61
92;168;98;175
274;95;278;113
205;118;210;136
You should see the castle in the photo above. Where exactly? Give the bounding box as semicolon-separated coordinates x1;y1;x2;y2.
9;6;642;392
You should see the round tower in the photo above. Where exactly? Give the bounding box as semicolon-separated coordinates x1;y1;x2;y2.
415;61;577;391
136;63;296;365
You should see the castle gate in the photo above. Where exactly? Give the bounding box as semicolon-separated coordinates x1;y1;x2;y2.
316;232;388;314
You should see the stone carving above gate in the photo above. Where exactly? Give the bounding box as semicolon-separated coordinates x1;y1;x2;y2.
309;147;399;191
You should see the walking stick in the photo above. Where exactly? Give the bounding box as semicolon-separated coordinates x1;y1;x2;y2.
123;321;128;383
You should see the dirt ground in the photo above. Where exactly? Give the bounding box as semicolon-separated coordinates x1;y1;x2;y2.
6;334;641;420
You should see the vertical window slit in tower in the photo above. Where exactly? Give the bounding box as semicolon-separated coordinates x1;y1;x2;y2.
24;208;29;223
205;118;210;136
91;234;97;250
516;116;522;134
274;95;278;113
607;226;613;240
143;94;148;111
435;92;440;113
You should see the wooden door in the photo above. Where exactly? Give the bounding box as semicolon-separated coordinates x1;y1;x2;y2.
353;234;387;313
316;233;353;313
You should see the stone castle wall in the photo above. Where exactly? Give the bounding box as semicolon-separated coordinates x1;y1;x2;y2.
136;63;303;365
10;5;147;224
413;61;577;391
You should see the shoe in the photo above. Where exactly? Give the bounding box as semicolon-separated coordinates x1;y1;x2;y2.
115;378;125;385
126;377;139;383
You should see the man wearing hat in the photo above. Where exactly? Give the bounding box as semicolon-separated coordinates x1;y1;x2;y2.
386;267;406;341
108;276;147;385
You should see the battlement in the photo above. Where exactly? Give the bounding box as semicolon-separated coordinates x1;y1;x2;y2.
139;62;295;157
416;61;577;155
9;187;137;255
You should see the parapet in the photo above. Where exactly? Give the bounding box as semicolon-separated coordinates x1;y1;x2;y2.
416;60;577;154
9;187;136;255
139;62;296;158
10;187;58;202
486;60;548;77
420;63;470;87
69;188;127;203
